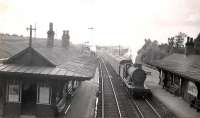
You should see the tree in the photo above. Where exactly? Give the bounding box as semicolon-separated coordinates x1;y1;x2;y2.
135;39;169;64
168;37;175;48
135;32;187;64
167;32;187;53
168;32;187;48
175;32;187;48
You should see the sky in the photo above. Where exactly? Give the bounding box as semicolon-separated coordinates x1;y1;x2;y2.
0;0;200;59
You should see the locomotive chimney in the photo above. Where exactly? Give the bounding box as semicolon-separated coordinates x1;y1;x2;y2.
47;22;55;48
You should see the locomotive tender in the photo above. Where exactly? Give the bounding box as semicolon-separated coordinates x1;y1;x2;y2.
104;53;151;97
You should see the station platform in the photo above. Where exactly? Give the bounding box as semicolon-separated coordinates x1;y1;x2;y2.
64;67;99;118
144;66;200;118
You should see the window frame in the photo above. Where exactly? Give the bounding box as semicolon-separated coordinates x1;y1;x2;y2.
7;83;21;103
37;85;51;105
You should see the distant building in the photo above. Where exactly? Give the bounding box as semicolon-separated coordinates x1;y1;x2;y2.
96;46;129;56
0;23;97;118
150;34;200;111
0;33;26;40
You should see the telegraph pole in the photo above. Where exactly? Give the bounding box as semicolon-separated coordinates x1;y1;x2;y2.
27;25;36;47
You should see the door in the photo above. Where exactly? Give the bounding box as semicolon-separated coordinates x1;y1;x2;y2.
21;83;37;115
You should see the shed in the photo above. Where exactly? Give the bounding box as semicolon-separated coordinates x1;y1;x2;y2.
0;39;97;117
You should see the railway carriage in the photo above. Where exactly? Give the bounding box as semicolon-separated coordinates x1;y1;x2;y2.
104;53;151;97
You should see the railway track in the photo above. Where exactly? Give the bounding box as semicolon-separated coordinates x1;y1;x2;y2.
104;56;162;118
96;57;139;118
101;60;121;118
132;98;162;118
96;56;162;118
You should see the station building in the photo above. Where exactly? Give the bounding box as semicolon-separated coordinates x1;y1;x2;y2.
150;34;200;111
0;23;97;117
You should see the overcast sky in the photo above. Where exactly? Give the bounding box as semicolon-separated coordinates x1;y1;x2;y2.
0;0;200;59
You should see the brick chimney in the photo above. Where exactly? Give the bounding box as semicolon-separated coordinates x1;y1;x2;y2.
47;22;55;48
185;37;194;55
194;33;200;54
62;30;70;48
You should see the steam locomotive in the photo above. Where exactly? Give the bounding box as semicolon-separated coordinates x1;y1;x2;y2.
104;54;151;97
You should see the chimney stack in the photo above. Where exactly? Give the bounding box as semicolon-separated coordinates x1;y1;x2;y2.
62;30;70;48
185;37;194;55
47;22;55;48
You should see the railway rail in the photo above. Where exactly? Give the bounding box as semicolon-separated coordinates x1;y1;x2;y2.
96;56;162;118
97;58;123;118
132;98;162;118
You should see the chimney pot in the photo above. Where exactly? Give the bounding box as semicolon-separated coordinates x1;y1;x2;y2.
185;37;195;55
62;30;70;48
49;22;53;31
47;22;55;48
187;37;190;43
191;38;193;43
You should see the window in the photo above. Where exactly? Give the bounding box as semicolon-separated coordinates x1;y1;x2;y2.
37;86;51;105
187;81;198;97
73;81;78;88
68;81;72;89
120;65;124;79
8;84;20;102
174;76;180;85
68;81;72;94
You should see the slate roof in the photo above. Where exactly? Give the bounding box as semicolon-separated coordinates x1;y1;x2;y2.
0;39;97;80
151;53;200;82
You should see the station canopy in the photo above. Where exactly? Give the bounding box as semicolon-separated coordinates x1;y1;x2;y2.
0;39;97;81
150;53;200;83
